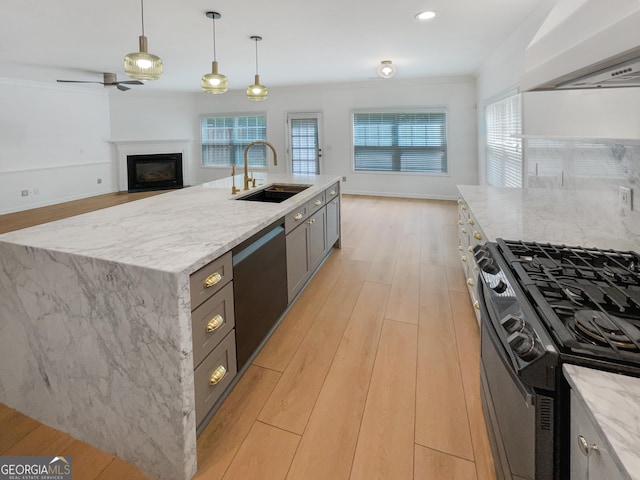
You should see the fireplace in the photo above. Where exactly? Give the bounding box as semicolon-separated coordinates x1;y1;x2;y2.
127;153;184;192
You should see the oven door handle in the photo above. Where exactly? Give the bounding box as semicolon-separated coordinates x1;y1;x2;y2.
478;279;537;407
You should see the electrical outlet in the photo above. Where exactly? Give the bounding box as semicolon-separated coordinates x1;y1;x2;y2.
619;186;633;210
21;190;29;197
97;178;102;184
342;176;347;182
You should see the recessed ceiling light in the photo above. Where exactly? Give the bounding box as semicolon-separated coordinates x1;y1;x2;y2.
415;11;436;21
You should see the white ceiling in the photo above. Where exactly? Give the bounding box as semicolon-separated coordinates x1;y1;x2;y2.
1;0;550;94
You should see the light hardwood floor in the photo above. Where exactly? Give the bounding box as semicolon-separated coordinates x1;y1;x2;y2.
0;193;496;480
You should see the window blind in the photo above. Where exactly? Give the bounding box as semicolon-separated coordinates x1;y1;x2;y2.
353;111;447;173
201;115;266;167
291;118;319;175
486;95;522;187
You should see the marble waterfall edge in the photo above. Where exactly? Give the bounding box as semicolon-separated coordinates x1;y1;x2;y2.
0;242;197;480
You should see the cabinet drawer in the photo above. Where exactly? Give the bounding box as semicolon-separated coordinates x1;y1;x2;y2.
308;191;326;213
325;182;339;201
285;203;309;233
192;282;235;368
194;330;237;427
190;251;232;310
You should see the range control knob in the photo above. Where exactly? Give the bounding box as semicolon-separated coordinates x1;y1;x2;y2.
492;280;508;294
477;255;500;275
500;314;529;334
507;332;543;361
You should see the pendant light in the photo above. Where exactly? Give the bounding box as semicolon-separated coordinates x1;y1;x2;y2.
202;11;228;94
377;60;396;79
124;0;163;81
247;36;267;101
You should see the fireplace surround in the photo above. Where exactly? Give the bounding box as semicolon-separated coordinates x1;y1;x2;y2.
127;153;183;192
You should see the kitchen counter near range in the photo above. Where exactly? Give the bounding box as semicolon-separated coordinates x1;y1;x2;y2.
564;364;640;480
0;173;341;480
457;185;639;252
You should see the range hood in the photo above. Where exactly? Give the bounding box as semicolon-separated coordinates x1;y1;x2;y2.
520;0;640;91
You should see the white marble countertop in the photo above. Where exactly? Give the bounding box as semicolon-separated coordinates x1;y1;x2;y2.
457;185;640;252
564;364;640;480
0;173;341;275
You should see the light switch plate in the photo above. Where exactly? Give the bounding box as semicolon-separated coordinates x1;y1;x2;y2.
619;186;632;210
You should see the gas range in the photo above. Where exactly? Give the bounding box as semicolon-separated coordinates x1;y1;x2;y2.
475;239;640;480
475;239;640;386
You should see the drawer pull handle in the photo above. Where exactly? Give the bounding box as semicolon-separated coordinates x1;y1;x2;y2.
458;220;464;225
204;272;222;288
209;365;227;386
461;205;467;211
307;218;316;225
473;231;482;241
578;436;598;457
458;246;464;251
467;278;475;286
329;190;336;195
294;213;303;221
461;256;467;262
467;246;474;253
461;228;467;234
468;219;475;225
206;314;224;333
473;301;480;310
314;199;322;206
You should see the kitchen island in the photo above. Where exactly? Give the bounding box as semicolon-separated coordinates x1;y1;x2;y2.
0;173;341;480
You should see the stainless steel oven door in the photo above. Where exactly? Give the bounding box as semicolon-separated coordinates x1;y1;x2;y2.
478;282;555;480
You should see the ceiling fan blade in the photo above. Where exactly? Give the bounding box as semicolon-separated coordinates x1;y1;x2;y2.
57;80;102;84
117;80;144;85
116;84;131;92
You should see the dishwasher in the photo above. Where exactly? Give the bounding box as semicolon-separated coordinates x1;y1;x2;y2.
232;218;288;370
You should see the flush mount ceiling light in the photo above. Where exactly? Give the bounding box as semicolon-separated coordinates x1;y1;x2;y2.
415;10;436;20
247;36;268;101
124;0;163;81
377;60;397;79
202;11;228;94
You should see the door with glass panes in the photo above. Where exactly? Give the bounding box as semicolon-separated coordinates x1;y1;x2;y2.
287;113;322;174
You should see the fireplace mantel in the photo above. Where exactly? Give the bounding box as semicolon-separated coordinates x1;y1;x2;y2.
113;139;191;192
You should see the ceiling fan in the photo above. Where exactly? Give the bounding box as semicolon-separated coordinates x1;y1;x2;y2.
56;72;143;91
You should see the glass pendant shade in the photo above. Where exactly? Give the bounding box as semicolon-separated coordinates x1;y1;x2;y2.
377;60;396;79
247;36;267;101
124;36;163;80
247;74;267;101
202;61;228;94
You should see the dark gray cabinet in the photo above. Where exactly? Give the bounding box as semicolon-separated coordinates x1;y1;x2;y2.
286;207;326;302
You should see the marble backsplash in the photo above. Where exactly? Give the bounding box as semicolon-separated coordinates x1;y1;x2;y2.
525;139;640;248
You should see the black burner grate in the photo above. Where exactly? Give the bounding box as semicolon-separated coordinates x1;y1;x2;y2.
497;239;640;361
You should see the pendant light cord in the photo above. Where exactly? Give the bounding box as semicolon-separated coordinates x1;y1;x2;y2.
254;38;259;75
140;0;145;36
212;17;218;61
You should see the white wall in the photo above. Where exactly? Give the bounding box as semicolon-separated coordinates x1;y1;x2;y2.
110;76;478;200
475;1;556;185
0;80;113;214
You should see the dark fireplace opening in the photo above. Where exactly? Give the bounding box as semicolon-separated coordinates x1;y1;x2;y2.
127;153;184;192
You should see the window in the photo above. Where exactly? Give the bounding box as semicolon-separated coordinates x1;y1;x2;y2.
485;95;522;187
201;114;266;167
352;111;447;173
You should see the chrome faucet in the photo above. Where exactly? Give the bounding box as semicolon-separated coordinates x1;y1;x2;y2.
243;140;278;190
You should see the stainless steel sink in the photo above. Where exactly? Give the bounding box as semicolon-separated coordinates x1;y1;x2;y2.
236;184;311;203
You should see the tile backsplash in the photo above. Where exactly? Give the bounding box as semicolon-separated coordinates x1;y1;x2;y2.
525;138;640;246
